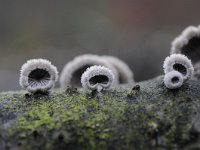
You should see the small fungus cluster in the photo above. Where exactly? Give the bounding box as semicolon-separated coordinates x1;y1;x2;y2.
171;25;200;80
163;25;200;89
59;54;134;92
163;54;193;89
19;55;133;94
18;25;200;94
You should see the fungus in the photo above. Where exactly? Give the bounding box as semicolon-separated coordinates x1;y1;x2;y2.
171;25;200;63
59;54;119;89
163;54;193;81
81;65;115;92
102;55;134;84
19;59;58;94
164;71;184;89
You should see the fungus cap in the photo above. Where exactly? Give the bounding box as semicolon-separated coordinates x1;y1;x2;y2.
19;59;58;93
81;65;115;92
164;71;184;89
163;54;193;81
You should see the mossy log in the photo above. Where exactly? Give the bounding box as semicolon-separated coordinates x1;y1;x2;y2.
0;76;200;150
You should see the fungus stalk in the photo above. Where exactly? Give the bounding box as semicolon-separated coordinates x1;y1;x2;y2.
19;59;58;94
81;65;115;92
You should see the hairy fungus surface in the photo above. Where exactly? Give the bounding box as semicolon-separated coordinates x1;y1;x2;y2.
163;54;193;81
81;66;114;92
60;54;119;89
20;59;58;94
164;71;183;89
171;25;200;63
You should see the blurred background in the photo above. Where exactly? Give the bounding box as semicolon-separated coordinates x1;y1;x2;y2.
0;0;200;91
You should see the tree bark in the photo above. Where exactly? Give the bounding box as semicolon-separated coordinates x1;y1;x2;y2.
0;76;200;150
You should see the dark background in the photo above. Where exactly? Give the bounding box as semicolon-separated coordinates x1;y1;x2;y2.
0;0;200;91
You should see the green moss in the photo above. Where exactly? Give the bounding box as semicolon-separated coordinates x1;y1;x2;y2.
17;102;56;130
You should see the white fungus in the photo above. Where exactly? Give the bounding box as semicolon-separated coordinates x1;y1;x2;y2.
171;25;200;63
59;54;119;89
81;65;115;92
102;55;134;84
164;71;184;89
19;59;58;94
163;54;194;81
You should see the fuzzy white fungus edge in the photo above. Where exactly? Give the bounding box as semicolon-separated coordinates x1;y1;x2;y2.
171;25;200;54
102;55;134;84
19;58;58;93
164;71;183;89
81;65;115;92
163;54;194;81
59;54;119;89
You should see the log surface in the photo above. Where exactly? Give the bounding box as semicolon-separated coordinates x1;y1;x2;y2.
0;76;200;150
